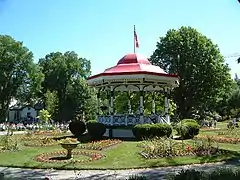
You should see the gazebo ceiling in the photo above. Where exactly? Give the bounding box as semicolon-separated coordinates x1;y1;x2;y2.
87;53;179;88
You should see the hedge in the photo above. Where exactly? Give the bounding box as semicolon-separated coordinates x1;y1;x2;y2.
86;120;106;140
132;123;172;140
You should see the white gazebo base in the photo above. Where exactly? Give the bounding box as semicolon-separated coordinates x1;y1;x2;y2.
98;114;169;138
104;128;135;138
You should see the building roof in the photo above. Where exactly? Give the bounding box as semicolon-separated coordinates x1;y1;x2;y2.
88;53;178;80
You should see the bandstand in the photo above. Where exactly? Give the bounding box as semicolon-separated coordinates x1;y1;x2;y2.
87;53;179;138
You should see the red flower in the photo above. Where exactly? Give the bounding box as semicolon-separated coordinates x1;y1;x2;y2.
186;146;192;151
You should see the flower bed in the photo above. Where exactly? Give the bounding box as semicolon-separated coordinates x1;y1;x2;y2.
0;135;19;153
0;146;19;153
78;139;122;150
33;130;67;137
35;150;103;163
217;129;240;138
23;137;58;147
196;135;240;144
138;137;225;159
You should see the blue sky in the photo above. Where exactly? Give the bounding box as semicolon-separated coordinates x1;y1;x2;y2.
0;0;240;77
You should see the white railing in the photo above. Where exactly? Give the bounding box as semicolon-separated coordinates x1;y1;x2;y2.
97;114;167;126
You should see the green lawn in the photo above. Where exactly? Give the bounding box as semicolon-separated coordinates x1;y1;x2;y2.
0;123;240;170
0;141;239;170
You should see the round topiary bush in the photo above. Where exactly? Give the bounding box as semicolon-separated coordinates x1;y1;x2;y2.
176;119;200;139
86;120;106;140
69;121;86;137
132;123;172;140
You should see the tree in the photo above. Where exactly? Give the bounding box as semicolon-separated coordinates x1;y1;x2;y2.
38;51;92;121
0;35;35;121
44;90;58;119
114;92;164;114
37;109;51;124
67;77;97;121
150;26;232;119
16;64;44;105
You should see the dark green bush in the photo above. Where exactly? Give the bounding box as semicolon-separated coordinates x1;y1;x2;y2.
132;124;152;139
166;168;240;180
176;119;200;139
150;124;172;137
167;169;202;180
132;123;172;140
69;121;86;137
86;120;106;139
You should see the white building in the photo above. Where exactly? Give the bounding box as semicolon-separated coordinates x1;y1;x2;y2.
8;103;43;123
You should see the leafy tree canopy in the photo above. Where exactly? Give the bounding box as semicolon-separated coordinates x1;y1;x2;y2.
38;51;95;121
150;26;232;119
0;35;40;121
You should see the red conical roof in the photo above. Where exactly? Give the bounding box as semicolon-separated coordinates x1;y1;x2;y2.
117;53;150;65
88;53;178;80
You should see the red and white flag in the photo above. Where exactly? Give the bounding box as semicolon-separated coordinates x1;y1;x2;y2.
134;26;139;48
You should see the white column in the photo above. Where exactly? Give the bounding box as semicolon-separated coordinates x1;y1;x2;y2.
139;85;144;124
164;87;170;124
110;86;114;125
128;100;131;114
97;90;100;116
152;92;156;114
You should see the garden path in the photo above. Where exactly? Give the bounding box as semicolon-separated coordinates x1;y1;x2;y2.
1;160;240;180
0;131;26;136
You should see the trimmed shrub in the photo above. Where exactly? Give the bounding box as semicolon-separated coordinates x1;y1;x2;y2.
132;124;152;139
132;123;172;140
150;124;172;137
69;121;86;137
176;119;200;139
86;120;106;139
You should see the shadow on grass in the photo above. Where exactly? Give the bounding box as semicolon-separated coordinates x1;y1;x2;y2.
49;156;70;161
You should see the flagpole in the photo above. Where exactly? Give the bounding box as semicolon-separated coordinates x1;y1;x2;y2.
134;25;136;53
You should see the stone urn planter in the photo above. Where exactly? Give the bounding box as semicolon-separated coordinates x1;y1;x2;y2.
59;138;79;159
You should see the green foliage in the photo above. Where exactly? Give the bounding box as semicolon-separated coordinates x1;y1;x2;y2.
16;64;45;105
86;120;106;139
132;124;152;139
69;121;86;137
150;26;232;118
166;168;240;180
37;109;51;124
176;119;200;139
44;90;58;119
227;88;240;111
0;134;18;151
132;123;172;140
114;92;164;114
181;119;198;124
0;35;36;121
67;78;97;121
38;51;96;122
